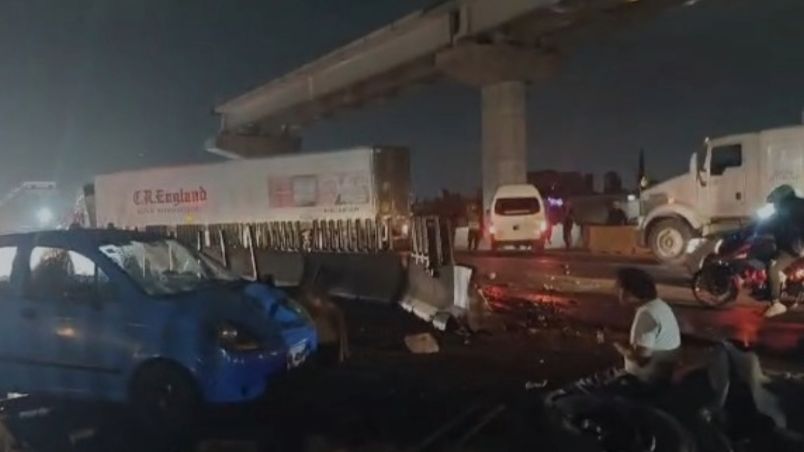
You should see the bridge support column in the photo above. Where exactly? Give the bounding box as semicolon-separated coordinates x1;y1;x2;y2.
481;80;527;212
436;43;557;214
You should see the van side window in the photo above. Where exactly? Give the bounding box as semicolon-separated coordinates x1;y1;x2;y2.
28;247;109;302
0;246;17;293
710;144;742;176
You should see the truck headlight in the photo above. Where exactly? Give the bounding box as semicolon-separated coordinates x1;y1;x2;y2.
756;203;776;221
216;321;260;352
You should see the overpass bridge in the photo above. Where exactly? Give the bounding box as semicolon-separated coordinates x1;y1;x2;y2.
211;0;696;209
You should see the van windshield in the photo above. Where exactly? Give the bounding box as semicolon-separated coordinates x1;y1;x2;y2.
494;198;541;216
99;239;240;296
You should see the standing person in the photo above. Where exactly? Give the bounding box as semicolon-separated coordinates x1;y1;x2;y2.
562;207;574;250
467;203;481;251
606;202;627;226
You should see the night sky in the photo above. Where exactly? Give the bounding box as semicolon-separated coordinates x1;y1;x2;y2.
2;0;803;203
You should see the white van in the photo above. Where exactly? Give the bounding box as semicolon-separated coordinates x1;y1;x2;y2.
489;184;549;251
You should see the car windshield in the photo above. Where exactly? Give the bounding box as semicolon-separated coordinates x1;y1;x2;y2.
495;197;541;216
99;238;240;296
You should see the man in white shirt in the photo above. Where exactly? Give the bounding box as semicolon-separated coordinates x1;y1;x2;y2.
547;268;681;410
613;267;681;384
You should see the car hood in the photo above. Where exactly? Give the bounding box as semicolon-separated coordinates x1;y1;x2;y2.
168;281;315;348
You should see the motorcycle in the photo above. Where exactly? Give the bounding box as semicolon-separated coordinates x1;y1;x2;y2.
546;341;804;452
691;227;804;308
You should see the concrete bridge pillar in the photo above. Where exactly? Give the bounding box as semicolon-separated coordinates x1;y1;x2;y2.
436;43;557;213
481;80;527;211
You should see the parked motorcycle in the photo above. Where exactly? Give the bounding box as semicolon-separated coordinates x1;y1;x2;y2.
690;227;804;308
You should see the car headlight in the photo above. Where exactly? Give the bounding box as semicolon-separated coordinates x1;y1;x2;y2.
216;321;260;352
282;297;313;323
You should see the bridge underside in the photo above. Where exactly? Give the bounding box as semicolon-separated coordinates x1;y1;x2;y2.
213;0;694;209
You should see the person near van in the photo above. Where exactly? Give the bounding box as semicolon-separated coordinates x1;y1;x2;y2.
606;202;627;226
547;268;681;405
562;207;574;250
467;203;481;251
758;185;804;317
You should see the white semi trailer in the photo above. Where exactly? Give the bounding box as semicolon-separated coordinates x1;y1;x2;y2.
75;146;411;252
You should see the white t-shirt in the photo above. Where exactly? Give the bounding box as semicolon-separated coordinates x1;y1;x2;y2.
624;298;681;378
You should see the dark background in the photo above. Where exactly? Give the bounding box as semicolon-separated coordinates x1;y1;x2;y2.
1;0;803;201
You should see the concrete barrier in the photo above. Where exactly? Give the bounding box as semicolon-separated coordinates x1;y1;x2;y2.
301;253;406;303
585;225;649;256
254;250;305;286
222;248;404;303
400;261;485;330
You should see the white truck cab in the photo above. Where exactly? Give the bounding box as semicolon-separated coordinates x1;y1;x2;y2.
640;125;804;263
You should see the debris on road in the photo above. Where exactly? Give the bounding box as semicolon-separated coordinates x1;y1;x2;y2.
525;380;548;390
68;427;96;445
197;440;259;452
405;333;440;354
17;407;50;420
596;330;606;344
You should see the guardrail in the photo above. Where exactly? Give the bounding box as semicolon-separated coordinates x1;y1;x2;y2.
410;215;453;275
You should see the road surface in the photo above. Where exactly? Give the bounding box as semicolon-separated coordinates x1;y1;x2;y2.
458;250;804;356
1;251;802;451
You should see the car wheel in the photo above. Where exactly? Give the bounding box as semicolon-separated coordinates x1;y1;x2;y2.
649;218;692;264
130;361;201;437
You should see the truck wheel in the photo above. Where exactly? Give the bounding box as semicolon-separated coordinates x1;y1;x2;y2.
648;218;691;263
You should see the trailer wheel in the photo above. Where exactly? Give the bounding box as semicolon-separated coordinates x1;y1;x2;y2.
648;218;692;263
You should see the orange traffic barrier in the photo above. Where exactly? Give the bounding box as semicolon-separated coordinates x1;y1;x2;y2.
584;225;649;256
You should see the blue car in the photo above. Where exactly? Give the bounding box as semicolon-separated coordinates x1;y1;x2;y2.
0;229;316;423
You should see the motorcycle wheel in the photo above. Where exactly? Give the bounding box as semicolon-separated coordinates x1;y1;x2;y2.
550;395;695;452
692;265;738;308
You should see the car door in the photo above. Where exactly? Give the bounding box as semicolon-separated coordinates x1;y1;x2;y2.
23;243;130;397
0;241;28;393
707;143;747;219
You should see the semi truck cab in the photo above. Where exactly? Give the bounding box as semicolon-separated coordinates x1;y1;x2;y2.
640;125;804;263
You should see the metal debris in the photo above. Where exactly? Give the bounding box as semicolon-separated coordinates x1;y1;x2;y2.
525;380;548;390
404;333;440;354
68;428;96;445
596;330;606;344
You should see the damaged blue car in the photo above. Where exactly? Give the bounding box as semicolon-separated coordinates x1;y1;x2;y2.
0;229;317;423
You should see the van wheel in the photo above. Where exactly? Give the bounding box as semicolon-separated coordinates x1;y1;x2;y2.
648;218;691;263
532;239;545;253
130;361;201;437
